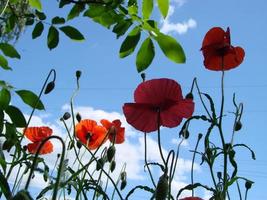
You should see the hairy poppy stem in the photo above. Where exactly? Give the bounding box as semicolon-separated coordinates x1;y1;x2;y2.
157;110;166;167
236;180;243;200
191;133;202;197
171;137;184;181
166;150;175;200
144;132;157;187
25;135;65;200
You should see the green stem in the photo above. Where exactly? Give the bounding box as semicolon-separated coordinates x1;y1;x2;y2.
0;0;9;17
157;110;166;166
144;132;156;187
236;180;243;200
171;138;184;181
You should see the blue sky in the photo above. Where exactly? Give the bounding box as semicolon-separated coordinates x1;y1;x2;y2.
3;0;267;199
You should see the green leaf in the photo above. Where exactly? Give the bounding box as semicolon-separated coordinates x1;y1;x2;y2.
47;26;59;50
5;105;26;127
67;4;85;21
35;10;46;20
16;90;45;110
29;0;42;11
136;37;155;72
0;55;11;70
59;26;85;41
59;0;72;8
83;5;107;18
0;43;20;59
119;26;141;58
0;89;11;109
155;33;185;63
52;16;65;24
32;22;44;39
157;0;169;18
128;5;138;15
142;0;153;19
112;19;132;38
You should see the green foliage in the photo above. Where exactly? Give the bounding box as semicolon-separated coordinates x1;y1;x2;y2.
59;26;85;41
67;4;85;20
157;0;169;18
16;90;45;110
52;17;66;24
32;22;44;39
28;0;42;11
5;105;27;127
0;55;11;70
0;43;21;59
0;171;12;200
142;0;153;19
155;33;186;63
47;26;59;50
136;37;155;72
0;88;11;109
119;26;141;58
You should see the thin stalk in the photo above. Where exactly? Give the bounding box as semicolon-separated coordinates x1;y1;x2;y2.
0;0;9;17
166;150;175;200
157;110;166;166
11;164;22;194
244;189;249;200
236;180;243;200
144;132;156;187
171;138;184;181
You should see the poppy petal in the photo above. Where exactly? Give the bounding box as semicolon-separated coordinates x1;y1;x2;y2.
123;103;158;133
100;119;112;129
89;125;108;150
27;141;53;155
134;78;183;105
24;127;52;142
111;127;125;144
201;27;225;50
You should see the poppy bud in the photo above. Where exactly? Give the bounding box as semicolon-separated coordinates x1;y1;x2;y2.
76;70;82;80
234;121;242;131
217;172;222;180
62;112;71;120
107;146;116;162
155;174;169;200
141;73;146;82
96;158;105;171
76;113;82;122
120;180;127;190
110;160;116;172
13;190;33;200
198;133;203;140
120;171;127;181
76;141;82;149
180;129;189;139
245;181;252;190
44;81;55;94
186;92;194;100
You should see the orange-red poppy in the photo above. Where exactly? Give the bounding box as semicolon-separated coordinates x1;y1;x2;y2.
201;27;245;71
27;141;53;154
123;78;194;133
24;127;52;142
75;119;108;150
100;119;125;144
24;126;54;155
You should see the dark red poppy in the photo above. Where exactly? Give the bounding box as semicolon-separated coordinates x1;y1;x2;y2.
201;27;245;71
100;119;125;144
123;78;194;133
24;126;53;155
75;119;108;150
179;197;204;200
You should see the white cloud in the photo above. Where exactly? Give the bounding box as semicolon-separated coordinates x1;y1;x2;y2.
160;5;197;35
172;0;187;7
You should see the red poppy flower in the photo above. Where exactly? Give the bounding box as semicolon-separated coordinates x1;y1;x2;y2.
179;197;204;200
100;119;125;144
201;27;245;71
123;78;194;133
24;127;54;155
75;119;108;150
27;141;53;154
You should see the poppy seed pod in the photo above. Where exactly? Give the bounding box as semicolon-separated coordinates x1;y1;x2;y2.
120;171;127;181
245;181;252;190
62;112;71;120
96;158;105;171
107;145;116;162
76;70;82;79
141;73;146;81
155;174;169;200
44;81;55;94
110;160;116;172
234;121;242;131
186;92;194;100
76;113;82;122
120;180;127;190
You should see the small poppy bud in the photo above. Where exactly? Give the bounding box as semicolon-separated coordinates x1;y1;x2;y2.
44;81;55;94
186;92;194;100
76;70;82;80
181;129;189;139
155;174;169;200
217;172;222;180
234;121;242;131
110;160;116;172
76;141;82;149
96;158;105;171
120;171;127;181
120;180;127;190
245;181;252;190
76;113;82;122
62;112;71;120
107;146;116;162
198;133;203;140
